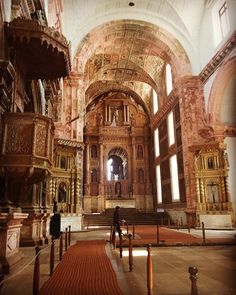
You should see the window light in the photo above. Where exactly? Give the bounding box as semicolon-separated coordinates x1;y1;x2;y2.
153;90;158;113
165;64;173;95
154;128;160;157
170;155;180;201
167;111;175;146
156;165;162;203
212;0;230;46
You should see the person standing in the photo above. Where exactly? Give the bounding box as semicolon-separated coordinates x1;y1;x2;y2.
113;206;122;238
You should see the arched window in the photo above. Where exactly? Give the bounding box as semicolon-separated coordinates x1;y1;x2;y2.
212;0;230;46
154;128;160;157
165;64;173;95
170;155;180;201
156;165;162;203
167;111;175;146
153;89;158;113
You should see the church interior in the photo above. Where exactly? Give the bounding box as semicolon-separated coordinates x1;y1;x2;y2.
0;0;236;288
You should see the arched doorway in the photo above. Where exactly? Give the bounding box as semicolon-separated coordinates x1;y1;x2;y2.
106;147;128;198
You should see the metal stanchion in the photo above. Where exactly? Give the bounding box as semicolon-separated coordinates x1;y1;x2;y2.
147;244;153;295
65;227;68;251
188;221;191;233
50;237;55;275
59;232;63;261
113;226;117;249
68;225;71;246
110;225;113;244
202;222;206;244
119;234;123;258
156;224;160;245
33;246;40;295
189;266;198;295
128;234;133;272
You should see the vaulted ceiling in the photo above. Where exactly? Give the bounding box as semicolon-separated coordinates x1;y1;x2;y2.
61;0;205;117
73;19;191;115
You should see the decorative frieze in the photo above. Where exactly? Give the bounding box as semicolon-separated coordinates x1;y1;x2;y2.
55;138;84;149
199;31;236;83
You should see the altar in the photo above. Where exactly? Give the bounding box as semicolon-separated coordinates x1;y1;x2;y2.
105;198;136;208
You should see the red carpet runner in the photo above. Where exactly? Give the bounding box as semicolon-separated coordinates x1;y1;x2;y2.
40;240;124;295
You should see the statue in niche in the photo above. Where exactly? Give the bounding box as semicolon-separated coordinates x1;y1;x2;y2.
207;182;219;204
111;108;119;126
115;182;121;197
58;183;66;203
137;145;143;159
223;152;229;168
207;157;214;169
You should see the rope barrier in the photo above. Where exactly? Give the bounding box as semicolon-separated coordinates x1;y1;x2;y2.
0;239;55;287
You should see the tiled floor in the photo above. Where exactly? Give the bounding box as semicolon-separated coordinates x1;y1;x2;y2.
1;227;236;295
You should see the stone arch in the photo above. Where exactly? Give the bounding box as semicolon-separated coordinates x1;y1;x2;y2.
73;20;191;78
107;147;128;180
208;57;236;126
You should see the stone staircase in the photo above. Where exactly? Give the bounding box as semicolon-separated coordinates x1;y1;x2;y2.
83;208;170;227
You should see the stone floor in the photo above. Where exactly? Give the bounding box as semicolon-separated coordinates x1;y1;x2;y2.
0;227;236;295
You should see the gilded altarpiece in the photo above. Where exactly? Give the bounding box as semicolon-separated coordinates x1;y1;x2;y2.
195;145;233;228
50;139;84;231
84;93;153;212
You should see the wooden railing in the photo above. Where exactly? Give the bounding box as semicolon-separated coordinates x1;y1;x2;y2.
0;226;72;294
111;223;201;295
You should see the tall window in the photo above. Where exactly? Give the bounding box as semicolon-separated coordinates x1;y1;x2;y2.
167;111;175;146
156;165;162;203
107;158;113;181
154;128;160;157
153;90;158;113
212;0;230;46
165;64;173;95
170;155;180;201
219;2;229;38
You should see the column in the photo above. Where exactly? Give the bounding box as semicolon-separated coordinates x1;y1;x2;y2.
86;143;90;195
75;172;80;207
144;142;150;194
196;178;201;210
49;178;53;203
200;179;206;210
70;171;74;212
99;140;104;195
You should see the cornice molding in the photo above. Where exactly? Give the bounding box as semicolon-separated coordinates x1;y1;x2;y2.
55;138;84;149
199;31;236;83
